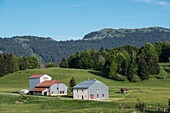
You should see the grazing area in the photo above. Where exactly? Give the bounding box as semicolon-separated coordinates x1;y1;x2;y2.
0;63;170;112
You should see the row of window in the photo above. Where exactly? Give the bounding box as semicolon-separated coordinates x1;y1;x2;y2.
76;89;84;92
77;93;105;98
51;90;65;94
76;91;104;97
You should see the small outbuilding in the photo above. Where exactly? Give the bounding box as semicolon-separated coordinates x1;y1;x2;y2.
120;88;128;94
73;79;109;100
30;80;68;96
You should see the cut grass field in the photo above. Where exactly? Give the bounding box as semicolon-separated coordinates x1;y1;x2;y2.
0;63;170;112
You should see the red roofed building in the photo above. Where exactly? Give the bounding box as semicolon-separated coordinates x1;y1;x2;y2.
29;74;68;96
30;74;46;78
29;74;52;90
30;80;68;96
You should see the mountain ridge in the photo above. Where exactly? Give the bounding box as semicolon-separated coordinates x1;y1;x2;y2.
0;26;170;63
83;26;170;40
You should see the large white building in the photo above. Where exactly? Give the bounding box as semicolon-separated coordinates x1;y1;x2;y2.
29;74;52;90
73;80;109;100
29;74;68;96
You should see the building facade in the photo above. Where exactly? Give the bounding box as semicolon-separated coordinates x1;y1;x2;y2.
73;80;109;100
30;80;68;96
29;74;52;90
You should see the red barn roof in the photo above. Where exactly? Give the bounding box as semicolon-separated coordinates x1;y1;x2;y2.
30;88;46;92
35;80;63;88
29;74;46;78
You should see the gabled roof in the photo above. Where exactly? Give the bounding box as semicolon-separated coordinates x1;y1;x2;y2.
35;80;63;88
73;80;102;89
29;74;46;78
30;87;46;92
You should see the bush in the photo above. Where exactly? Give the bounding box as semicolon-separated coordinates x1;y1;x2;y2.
113;73;126;81
168;99;170;112
131;74;141;82
135;100;145;111
46;62;57;68
155;67;168;79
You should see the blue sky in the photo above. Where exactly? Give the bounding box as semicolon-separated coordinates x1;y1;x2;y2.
0;0;170;40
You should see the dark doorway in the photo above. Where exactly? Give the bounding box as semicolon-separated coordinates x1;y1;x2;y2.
44;92;47;95
82;95;84;99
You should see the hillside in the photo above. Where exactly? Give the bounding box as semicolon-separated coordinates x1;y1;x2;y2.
0;27;170;63
0;65;170;92
83;27;170;40
0;66;170;112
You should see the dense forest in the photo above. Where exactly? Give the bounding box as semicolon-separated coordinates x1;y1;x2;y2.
0;54;39;77
67;42;170;81
1;41;169;82
0;27;170;63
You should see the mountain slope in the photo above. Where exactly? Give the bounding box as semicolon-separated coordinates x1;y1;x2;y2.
0;27;170;63
83;27;170;40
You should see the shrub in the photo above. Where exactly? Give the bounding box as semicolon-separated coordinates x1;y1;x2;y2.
46;62;57;68
113;73;126;81
135;100;145;111
131;74;141;82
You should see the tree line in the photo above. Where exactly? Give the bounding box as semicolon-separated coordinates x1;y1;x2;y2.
0;41;169;81
0;54;39;77
66;42;170;81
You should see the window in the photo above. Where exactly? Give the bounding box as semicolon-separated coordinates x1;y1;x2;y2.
56;88;58;90
60;91;64;94
102;93;104;97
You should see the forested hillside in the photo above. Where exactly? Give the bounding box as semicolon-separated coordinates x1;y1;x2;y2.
0;27;170;63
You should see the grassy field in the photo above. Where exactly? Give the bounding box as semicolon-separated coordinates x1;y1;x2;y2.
0;63;170;112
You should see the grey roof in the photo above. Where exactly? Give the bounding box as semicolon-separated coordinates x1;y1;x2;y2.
73;80;102;89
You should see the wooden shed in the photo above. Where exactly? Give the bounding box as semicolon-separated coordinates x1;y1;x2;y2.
120;88;128;93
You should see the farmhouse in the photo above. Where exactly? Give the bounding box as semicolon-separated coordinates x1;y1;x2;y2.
30;80;68;96
29;74;68;96
73;79;109;100
29;74;52;90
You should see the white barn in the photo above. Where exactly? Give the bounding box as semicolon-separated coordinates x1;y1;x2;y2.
30;80;68;96
29;74;52;90
73;80;109;100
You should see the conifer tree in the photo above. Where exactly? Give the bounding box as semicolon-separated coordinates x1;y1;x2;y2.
69;77;76;92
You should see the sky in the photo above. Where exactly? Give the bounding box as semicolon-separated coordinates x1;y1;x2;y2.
0;0;170;41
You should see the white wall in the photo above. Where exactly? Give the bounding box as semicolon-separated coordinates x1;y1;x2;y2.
50;84;68;96
29;74;51;90
73;89;88;100
39;74;52;83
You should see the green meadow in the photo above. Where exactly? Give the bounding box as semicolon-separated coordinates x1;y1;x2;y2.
0;63;170;112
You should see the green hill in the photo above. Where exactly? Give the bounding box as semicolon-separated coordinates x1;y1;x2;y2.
0;67;170;112
0;68;113;92
0;67;170;92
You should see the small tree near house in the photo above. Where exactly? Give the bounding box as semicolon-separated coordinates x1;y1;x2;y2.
69;77;76;94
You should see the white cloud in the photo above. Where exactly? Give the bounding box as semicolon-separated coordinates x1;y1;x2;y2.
134;0;170;7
